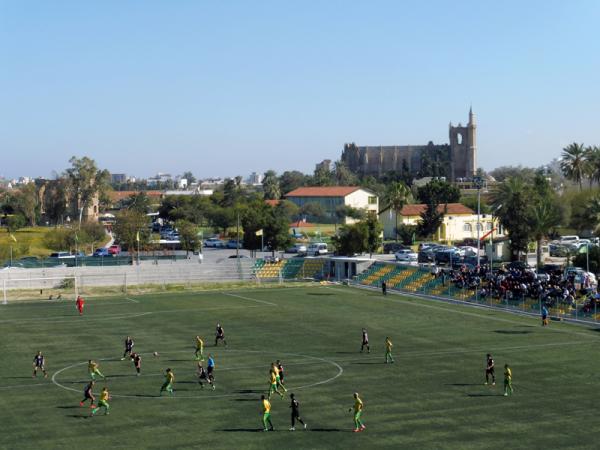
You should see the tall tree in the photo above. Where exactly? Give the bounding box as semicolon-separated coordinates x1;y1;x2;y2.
175;220;200;255
491;177;532;260
331;222;368;256
65;156;110;222
112;210;150;252
560;143;587;191
383;182;412;241
279;171;307;196
417;203;444;239
528;199;561;267
262;170;281;200
181;171;196;184
42;179;68;225
333;160;358;186
264;203;293;253
416;180;460;205
365;211;383;258
13;183;38;226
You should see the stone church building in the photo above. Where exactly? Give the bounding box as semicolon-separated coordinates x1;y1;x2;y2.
341;109;477;181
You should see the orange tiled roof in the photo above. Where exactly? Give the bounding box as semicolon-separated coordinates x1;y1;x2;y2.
285;186;363;197
264;199;280;206
398;203;475;216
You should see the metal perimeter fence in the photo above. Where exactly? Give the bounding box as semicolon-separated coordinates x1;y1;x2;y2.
348;272;600;326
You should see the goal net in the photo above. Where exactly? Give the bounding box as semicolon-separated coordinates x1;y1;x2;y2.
2;276;78;305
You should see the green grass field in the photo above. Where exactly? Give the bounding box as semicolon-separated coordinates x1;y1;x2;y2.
1;284;599;449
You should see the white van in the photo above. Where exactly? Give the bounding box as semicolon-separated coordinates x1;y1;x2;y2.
560;235;579;244
307;243;328;256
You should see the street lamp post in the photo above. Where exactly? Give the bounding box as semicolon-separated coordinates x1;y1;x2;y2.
474;176;484;268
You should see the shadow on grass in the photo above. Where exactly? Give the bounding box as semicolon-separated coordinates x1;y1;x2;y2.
67;414;91;419
57;405;80;409
467;393;505;397
307;293;334;296
445;383;481;387
307;428;343;432
232;398;258;402
235;389;263;394
336;351;358;354
493;330;532;335
165;359;191;362
219;428;267;433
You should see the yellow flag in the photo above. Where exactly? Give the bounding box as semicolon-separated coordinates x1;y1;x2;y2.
136;231;140;242
9;233;17;242
255;229;263;236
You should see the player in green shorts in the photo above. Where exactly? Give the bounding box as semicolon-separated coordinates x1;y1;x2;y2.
160;368;175;396
504;364;513;396
385;337;394;364
91;387;110;416
349;392;365;432
268;370;284;399
88;360;105;380
261;395;274;431
271;362;287;392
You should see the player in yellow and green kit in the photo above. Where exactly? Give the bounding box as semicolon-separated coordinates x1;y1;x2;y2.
271;362;287;392
268;370;284;399
194;336;204;361
349;392;365;432
88;360;105;380
261;395;274;431
160;368;175;396
91;387;110;416
503;364;513;396
385;337;394;364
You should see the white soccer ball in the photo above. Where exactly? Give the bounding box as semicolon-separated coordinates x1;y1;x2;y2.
153;351;159;357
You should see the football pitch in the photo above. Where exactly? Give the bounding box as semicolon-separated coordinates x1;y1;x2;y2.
1;284;599;450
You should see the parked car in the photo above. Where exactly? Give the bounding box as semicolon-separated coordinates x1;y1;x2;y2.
108;245;121;255
434;249;461;265
226;239;242;249
383;242;410;254
395;249;418;262
559;235;579;245
49;252;74;259
204;237;225;248
228;254;249;259
93;248;111;257
307;243;328;256
286;243;307;254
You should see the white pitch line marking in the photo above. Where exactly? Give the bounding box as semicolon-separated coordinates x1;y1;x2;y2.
222;292;277;306
52;349;343;399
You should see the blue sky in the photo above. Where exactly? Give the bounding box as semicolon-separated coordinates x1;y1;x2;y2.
1;0;599;180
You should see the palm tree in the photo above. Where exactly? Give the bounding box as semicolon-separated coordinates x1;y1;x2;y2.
560;143;587;191
585;146;600;187
528;200;561;268
383;182;412;242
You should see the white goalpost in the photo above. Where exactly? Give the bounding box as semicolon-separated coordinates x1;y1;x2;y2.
2;276;78;305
